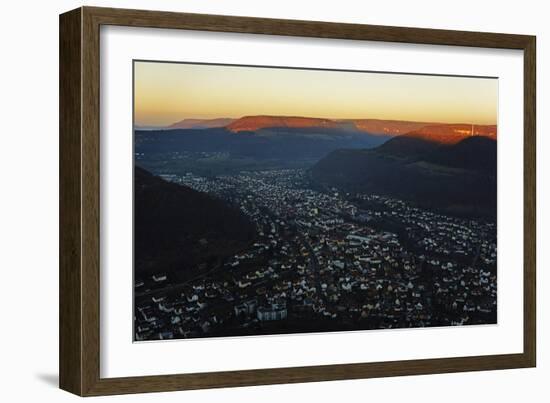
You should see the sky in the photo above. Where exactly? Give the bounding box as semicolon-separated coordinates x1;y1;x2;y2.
134;61;498;127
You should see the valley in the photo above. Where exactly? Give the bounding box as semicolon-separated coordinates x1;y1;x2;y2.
133;117;498;340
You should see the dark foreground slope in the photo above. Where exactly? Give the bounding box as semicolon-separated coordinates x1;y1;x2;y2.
310;135;497;218
135;166;256;282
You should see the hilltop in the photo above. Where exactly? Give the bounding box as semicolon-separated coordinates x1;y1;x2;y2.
167;117;235;129
161;114;467;137
310;125;497;218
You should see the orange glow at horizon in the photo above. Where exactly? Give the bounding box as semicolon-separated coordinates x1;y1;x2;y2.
134;61;498;127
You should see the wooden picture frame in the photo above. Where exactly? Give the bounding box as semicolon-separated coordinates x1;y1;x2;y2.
59;6;536;396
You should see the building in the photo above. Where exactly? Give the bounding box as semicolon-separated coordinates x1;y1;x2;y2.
234;298;258;317
257;303;287;321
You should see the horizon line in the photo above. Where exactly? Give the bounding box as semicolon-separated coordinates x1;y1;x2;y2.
135;114;498;129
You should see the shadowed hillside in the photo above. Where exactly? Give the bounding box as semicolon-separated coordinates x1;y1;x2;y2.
424;136;497;174
135;166;256;282
310;134;497;219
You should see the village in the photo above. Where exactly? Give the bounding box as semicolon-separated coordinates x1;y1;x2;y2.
134;169;497;341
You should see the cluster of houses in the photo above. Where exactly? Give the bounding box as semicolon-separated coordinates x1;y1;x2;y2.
135;169;497;341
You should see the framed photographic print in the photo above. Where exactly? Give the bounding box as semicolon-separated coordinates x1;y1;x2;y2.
59;6;536;396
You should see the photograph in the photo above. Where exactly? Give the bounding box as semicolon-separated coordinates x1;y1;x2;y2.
133;60;498;341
